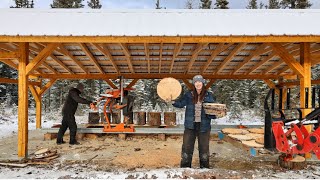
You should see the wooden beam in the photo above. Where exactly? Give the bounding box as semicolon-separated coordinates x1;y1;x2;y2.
0;78;41;86
79;43;104;74
49;55;74;74
215;43;246;74
39;79;57;96
170;43;183;73
119;43;134;73
299;42;312;117
263;79;280;95
278;79;320;87
185;43;208;73
104;79;118;89
201;43;232;74
0;51;19;59
0;59;18;69
28;84;42;128
270;43;305;77
232;44;270;74
159;43;163;73
25;43;58;75
182;79;193;90
126;79;139;89
205;79;216;90
28;52;57;74
93;43;119;74
144;43;150;73
2;35;320;43
32;73;280;80
59;45;89;74
18;42;29;158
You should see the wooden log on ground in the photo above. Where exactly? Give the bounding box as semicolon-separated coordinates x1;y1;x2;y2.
134;112;146;125
164;112;176;126
111;111;121;124
278;154;306;169
85;134;99;140
88;112;100;124
148;112;161;126
43;133;57;141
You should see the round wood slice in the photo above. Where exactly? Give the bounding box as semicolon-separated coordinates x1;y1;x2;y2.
34;148;49;155
241;140;264;148
157;77;182;101
246;133;264;139
255;137;264;144
248;128;264;134
290;155;305;162
228;134;253;141
221;128;249;134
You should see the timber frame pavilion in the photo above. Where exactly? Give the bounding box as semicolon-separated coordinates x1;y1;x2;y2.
0;9;320;157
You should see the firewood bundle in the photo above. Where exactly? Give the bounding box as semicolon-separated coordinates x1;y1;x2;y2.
203;103;227;118
29;148;59;163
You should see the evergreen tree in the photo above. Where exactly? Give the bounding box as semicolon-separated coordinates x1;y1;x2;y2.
87;0;102;9
280;0;312;9
185;0;196;9
51;0;84;8
214;0;229;9
10;0;34;8
200;0;212;9
268;0;281;9
246;0;258;9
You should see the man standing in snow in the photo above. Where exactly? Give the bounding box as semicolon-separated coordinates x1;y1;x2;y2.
57;83;93;145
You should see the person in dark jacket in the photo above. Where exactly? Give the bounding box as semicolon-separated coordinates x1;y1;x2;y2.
172;75;216;168
57;83;92;145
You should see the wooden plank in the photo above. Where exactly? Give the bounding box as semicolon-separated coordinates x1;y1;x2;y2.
278;79;320;87
59;45;89;74
39;79;57;96
18;42;29;158
2;35;320;43
271;43;305;77
170;43;183;73
28;84;42;129
0;51;19;59
201;43;232;74
0;59;18;69
144;43;150;73
32;73;279;80
185;43;208;73
126;79;139;88
263;79;280;95
105;79;118;89
182;79;193;90
50;55;74;74
300;42;312;117
0;78;40;86
93;43;119;73
119;43;134;73
232;44;270;74
215;43;246;74
80;43;104;74
25;43;58;75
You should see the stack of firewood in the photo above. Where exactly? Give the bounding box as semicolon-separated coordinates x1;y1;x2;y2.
29;148;59;163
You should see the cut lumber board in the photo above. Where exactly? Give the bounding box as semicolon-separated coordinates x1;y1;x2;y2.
228;134;253;141
241;140;264;148
247;128;264;134
0;162;28;167
221;128;249;134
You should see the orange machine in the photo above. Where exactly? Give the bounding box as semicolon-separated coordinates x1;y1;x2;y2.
95;88;135;132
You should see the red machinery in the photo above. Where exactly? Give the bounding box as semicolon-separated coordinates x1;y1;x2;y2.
272;108;320;161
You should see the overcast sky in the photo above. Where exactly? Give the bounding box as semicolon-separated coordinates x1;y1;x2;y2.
0;0;319;9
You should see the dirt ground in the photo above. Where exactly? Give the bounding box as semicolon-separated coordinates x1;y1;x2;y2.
1;129;320;179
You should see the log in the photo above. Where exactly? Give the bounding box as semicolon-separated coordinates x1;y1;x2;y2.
111;111;121;124
164;112;176;126
278;154;306;169
134;112;146;125
148;112;161;126
88;112;100;124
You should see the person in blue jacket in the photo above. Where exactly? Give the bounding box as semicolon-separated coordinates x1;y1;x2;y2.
172;75;216;168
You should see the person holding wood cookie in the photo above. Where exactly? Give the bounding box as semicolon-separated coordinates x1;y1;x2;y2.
172;75;216;168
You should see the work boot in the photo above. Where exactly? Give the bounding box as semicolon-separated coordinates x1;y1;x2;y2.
56;140;66;145
180;152;192;168
69;141;80;145
200;153;209;168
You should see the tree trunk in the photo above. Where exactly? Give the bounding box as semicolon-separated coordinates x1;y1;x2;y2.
148;112;161;126
164;112;176;126
134;112;146;125
111;111;121;124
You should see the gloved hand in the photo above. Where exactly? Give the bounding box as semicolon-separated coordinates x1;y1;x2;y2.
92;101;98;105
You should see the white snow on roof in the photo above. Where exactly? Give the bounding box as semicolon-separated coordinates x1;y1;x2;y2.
0;9;320;36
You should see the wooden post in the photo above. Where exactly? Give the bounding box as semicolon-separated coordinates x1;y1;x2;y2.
18;42;29;157
35;82;42;129
299;42;312;117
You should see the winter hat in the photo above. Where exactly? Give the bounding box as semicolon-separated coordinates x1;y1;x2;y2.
192;75;205;84
76;83;84;92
